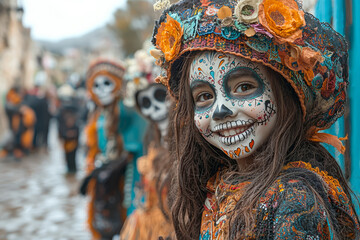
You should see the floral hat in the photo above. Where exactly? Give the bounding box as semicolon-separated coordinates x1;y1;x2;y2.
151;0;349;130
123;48;161;107
86;59;126;106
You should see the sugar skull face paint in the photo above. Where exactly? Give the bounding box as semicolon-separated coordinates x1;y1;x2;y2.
92;75;116;106
137;84;168;123
137;83;170;138
190;51;277;159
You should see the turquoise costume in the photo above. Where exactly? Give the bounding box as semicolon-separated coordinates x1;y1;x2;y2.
118;101;148;215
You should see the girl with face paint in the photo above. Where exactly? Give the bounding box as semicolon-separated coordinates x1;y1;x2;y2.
190;51;277;162
150;0;359;239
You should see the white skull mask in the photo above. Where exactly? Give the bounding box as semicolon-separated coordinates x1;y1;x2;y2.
137;84;168;123
190;51;277;160
92;76;116;106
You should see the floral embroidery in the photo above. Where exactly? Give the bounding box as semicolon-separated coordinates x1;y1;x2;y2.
234;21;248;31
321;71;336;99
245;35;270;53
169;12;183;24
269;43;282;63
156;14;183;61
200;229;211;240
198;20;216;36
282;45;324;85
183;14;202;41
258;0;305;43
200;0;211;7
205;5;219;16
251;23;273;38
321;50;334;69
200;161;360;239
221;26;241;40
312;74;324;90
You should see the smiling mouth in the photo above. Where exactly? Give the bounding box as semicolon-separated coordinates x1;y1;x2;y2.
213;120;255;146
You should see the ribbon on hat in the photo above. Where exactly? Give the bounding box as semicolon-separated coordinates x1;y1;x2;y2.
307;126;347;154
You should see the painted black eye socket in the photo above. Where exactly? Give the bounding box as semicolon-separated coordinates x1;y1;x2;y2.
94;83;99;88
141;96;151;109
104;80;111;86
154;88;166;102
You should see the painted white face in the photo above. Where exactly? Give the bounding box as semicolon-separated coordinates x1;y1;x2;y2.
92;75;116;106
190;51;277;159
137;84;168;123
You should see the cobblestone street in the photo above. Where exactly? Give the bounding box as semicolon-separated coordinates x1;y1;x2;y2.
0;121;91;240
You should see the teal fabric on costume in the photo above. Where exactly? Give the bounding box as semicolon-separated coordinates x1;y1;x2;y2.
95;102;148;215
118;101;148;215
96;114;107;154
118;101;147;153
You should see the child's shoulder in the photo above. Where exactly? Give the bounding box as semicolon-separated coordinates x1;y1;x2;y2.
256;160;359;239
261;160;351;209
258;161;328;217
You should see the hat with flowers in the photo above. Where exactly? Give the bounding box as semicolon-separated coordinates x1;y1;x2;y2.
151;0;349;130
123;47;162;108
86;59;126;106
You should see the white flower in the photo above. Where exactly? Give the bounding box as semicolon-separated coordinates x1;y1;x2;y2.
153;0;170;11
234;0;261;24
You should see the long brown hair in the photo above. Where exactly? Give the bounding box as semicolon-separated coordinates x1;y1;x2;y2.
169;51;359;239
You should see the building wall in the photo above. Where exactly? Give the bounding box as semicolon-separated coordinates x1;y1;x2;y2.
0;0;35;135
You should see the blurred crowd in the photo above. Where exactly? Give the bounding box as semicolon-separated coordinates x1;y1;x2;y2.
0;41;175;240
0;72;88;165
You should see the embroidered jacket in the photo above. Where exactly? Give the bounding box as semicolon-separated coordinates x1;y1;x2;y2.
200;161;360;239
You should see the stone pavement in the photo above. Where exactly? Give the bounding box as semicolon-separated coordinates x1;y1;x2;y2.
0;121;91;240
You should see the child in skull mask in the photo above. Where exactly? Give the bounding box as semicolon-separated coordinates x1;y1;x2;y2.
82;60;127;240
82;59;148;239
119;49;174;239
151;0;360;239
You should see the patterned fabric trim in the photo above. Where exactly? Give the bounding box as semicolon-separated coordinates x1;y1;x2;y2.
200;160;359;239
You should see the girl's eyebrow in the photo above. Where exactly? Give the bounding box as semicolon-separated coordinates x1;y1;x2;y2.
225;68;256;81
190;80;212;90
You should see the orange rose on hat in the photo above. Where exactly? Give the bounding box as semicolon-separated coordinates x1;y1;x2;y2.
258;0;305;43
156;15;184;62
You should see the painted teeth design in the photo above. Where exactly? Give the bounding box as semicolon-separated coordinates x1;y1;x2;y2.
213;119;255;132
218;126;255;146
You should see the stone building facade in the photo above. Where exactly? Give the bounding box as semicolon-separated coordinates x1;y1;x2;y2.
0;0;35;135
